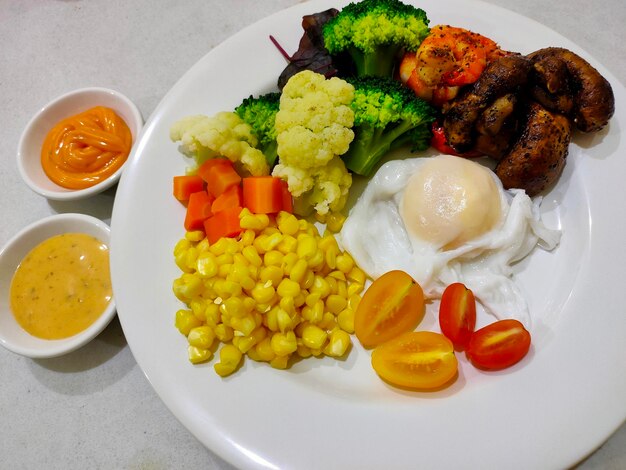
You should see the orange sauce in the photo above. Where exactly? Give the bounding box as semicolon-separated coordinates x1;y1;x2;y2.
10;233;112;340
41;106;132;189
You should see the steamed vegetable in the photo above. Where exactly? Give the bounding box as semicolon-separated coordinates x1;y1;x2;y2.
170;112;270;176
271;70;355;215
322;0;430;78
235;92;281;167
342;75;436;176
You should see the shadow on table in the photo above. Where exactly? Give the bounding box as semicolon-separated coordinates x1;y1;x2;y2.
28;316;134;395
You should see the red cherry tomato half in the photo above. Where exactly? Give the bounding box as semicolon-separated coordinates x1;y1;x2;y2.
431;121;482;158
371;331;458;390
439;283;477;350
466;319;532;370
354;270;425;349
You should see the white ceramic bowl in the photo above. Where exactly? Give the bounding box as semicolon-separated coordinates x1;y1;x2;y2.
17;87;143;201
0;213;116;358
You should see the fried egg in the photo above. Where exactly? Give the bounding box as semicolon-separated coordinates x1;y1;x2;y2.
338;154;561;326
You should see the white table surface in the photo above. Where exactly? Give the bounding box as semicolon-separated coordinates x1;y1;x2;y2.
1;0;624;468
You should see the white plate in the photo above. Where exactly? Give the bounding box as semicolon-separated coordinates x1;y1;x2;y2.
110;0;626;468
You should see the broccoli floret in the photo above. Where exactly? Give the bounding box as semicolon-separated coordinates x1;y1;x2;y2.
235;92;281;167
342;75;436;176
322;0;430;78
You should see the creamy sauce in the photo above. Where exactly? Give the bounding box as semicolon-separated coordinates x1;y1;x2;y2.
41;106;132;189
10;233;112;339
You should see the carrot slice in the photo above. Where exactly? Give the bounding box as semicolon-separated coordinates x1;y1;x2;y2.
242;176;284;214
197;158;233;183
184;190;214;231
205;161;242;198
173;175;205;201
212;184;243;214
204;206;243;244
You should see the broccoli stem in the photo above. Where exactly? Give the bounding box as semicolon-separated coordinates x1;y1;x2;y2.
350;44;401;77
344;119;414;176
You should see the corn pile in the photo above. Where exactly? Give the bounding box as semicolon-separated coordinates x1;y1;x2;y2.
172;209;366;377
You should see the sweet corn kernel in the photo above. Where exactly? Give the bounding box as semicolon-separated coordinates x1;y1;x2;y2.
310;275;331;298
242;245;262;267
187;326;215;349
296;344;313;358
241;229;256;246
336;253;355;274
279;297;295;315
188;346;212;364
205;303;220;327
173;274;203;300
326;294;348;315
277;308;294;332
196;252;218;278
190;299;206;321
347;267;366;285
296;235;317;259
185;230;205;242
281;252;299;275
196;238;210;253
237;327;267;354
251;282;276;304
259;265;283;287
301;269;315;289
218;263;233;278
328;270;346;281
254;337;276;362
214;323;234;342
269;354;290;369
222;297;245;318
326;276;338;295
326;212;346;233
277;278;301;298
264;250;284;267
348;293;362;311
270;331;297;356
276;235;297;255
324;329;351;357
307;250;325;269
348;282;364;297
301;324;328;350
230;314;257;337
216;253;234;266
319;312;336;330
209;237;230;256
258;232;283;252
265;306;279;332
175;309;202;336
289;258;308;284
277;212;300;235
174;238;192;257
240;214;269;231
214;344;243;377
337;308;355;333
337;280;348;299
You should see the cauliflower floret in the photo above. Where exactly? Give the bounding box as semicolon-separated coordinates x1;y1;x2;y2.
273;70;355;215
273;155;352;216
170;111;269;176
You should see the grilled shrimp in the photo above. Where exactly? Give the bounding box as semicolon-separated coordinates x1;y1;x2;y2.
399;25;508;106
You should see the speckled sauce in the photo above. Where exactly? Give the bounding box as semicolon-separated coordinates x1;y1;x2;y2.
9;233;112;339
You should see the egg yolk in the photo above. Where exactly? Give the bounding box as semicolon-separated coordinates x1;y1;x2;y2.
400;155;502;250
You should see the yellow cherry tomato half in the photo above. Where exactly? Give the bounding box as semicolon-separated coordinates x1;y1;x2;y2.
354;270;425;348
371;331;458;390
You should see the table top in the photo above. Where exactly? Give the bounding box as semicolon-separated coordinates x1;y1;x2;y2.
1;0;624;468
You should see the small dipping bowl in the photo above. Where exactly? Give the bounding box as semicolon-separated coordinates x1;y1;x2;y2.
17;87;143;201
0;213;115;358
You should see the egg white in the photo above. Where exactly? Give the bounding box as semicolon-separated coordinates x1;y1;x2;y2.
338;156;561;327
